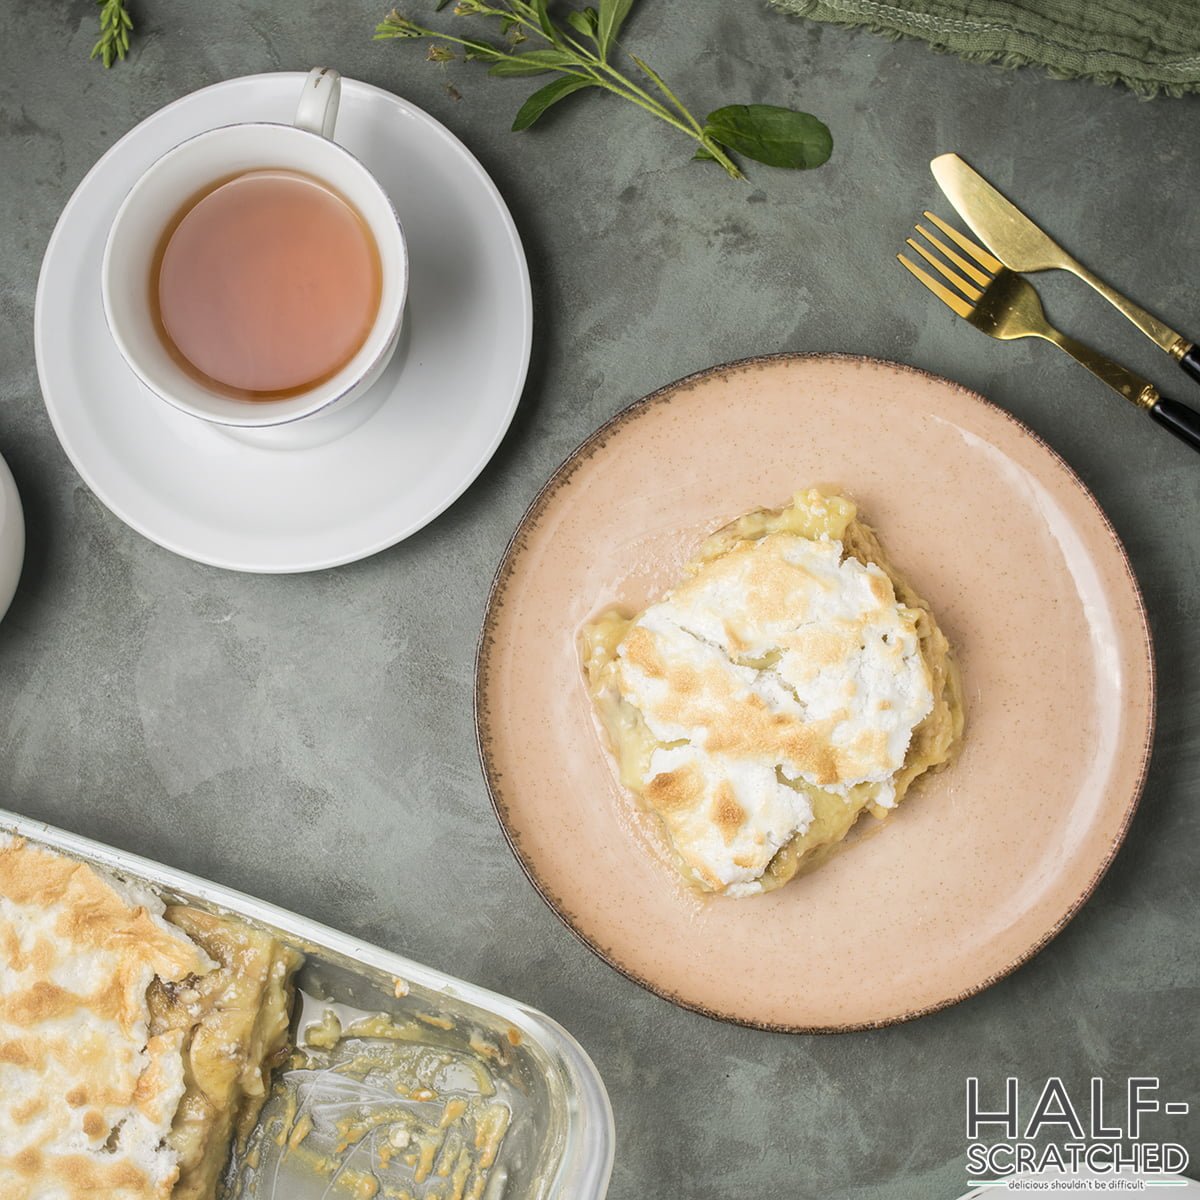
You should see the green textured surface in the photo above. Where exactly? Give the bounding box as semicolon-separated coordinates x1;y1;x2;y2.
769;0;1200;96
0;3;1197;1197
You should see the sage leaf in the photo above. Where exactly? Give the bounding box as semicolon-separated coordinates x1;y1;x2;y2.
597;0;635;54
702;104;832;170
511;76;595;131
489;48;578;76
566;7;599;39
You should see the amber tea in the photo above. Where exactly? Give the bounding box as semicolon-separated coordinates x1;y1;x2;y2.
151;169;382;401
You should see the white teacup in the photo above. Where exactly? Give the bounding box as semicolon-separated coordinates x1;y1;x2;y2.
102;68;407;437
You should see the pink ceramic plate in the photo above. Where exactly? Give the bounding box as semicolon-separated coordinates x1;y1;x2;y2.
475;354;1154;1031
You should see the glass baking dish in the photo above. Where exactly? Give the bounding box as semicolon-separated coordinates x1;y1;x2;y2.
0;808;614;1200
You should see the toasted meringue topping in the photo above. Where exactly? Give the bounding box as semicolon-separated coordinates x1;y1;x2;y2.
583;488;961;897
0;834;213;1199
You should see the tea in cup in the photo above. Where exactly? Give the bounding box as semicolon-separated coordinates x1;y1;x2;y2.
102;68;407;431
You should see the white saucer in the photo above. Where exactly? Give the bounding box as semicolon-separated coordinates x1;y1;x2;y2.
35;73;531;573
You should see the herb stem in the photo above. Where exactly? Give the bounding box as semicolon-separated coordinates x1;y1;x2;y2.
588;70;744;177
375;2;768;180
577;64;741;173
594;59;670;116
628;51;705;136
499;5;743;177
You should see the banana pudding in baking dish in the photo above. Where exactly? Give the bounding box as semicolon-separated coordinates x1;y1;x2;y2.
582;488;964;897
0;834;300;1200
0;815;614;1200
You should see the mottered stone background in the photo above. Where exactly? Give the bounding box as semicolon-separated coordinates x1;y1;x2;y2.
0;2;1196;1196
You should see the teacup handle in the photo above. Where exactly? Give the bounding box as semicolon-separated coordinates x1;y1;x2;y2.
295;67;341;139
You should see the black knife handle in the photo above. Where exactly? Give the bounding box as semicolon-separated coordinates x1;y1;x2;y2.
1150;394;1200;454
1179;344;1200;386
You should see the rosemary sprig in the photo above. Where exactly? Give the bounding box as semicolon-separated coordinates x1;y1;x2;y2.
375;0;832;180
91;0;134;69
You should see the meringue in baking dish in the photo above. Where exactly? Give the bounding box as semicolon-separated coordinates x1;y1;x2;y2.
582;488;963;897
0;834;300;1199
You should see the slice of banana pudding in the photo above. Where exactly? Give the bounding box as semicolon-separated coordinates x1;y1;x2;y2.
582;488;963;896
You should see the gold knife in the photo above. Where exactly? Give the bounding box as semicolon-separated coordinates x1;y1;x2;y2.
931;152;1200;383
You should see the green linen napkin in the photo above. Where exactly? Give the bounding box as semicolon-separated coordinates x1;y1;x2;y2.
768;0;1200;96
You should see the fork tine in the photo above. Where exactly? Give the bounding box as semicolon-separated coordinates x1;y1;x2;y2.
923;211;1004;275
912;226;990;289
897;254;974;319
906;237;984;302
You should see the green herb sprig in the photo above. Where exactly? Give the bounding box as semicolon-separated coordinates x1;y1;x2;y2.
375;0;832;180
91;0;134;68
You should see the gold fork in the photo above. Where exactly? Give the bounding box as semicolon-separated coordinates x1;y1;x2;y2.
899;213;1200;455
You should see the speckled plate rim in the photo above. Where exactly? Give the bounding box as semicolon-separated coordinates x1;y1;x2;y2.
474;352;1156;1033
